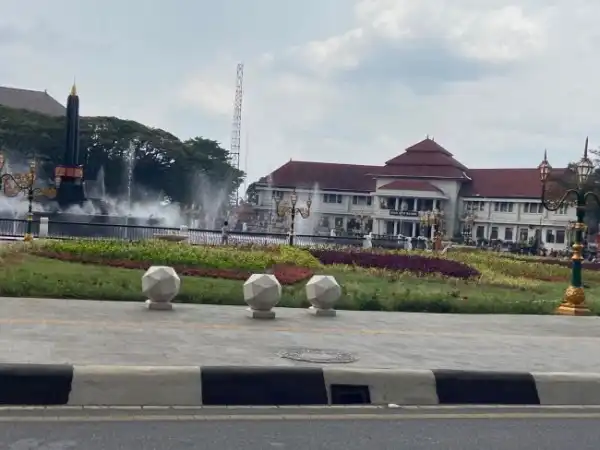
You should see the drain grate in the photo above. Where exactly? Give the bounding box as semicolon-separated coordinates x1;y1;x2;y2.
278;348;358;364
331;384;371;405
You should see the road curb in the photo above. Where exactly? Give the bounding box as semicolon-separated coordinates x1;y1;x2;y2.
1;364;599;406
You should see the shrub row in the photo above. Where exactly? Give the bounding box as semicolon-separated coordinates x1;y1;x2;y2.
37;239;322;271
37;251;314;285
309;249;480;280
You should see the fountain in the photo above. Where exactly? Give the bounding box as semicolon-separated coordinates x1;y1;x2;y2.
295;183;322;236
0;83;238;240
124;142;135;211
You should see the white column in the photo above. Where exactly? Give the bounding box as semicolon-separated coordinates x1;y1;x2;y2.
412;222;416;237
394;197;399;210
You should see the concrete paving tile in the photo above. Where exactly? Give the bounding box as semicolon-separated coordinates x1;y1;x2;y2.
0;297;599;371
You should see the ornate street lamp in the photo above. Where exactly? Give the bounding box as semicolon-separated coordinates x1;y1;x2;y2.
462;204;477;243
354;213;371;234
274;188;312;246
539;138;597;315
0;154;56;241
419;209;444;250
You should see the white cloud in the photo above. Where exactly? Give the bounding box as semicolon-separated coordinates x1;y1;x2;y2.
280;0;549;75
291;28;366;74
2;0;600;189
177;77;233;117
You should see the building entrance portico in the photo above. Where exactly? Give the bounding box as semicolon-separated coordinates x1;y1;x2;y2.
383;219;420;237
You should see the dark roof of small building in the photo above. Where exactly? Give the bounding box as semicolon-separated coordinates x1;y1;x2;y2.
0;86;65;116
257;138;567;199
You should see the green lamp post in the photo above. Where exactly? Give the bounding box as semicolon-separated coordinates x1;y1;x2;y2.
539;138;597;315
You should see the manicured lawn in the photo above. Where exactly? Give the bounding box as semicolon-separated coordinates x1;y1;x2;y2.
2;254;600;315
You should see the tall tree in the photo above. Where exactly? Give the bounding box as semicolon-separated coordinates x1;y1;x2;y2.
0;105;244;206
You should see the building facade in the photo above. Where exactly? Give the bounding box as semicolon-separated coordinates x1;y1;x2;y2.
251;138;574;251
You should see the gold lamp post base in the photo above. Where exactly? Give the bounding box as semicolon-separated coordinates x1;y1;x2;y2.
555;286;592;316
555;303;592;316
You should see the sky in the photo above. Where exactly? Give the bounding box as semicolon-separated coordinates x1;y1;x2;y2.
1;0;600;189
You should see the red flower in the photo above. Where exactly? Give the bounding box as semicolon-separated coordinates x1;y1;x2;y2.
34;251;313;285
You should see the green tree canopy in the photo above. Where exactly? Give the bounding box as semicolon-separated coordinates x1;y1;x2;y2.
0;105;244;206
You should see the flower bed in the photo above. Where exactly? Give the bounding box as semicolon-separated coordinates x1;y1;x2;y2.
309;249;480;280
445;250;600;282
36;239;485;280
37;250;313;285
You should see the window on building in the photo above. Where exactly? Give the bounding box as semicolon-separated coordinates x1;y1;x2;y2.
494;202;514;213
519;228;529;241
386;197;396;209
556;205;568;215
272;190;283;200
546;229;555;243
464;201;486;212
422;199;434;211
334;217;344;228
476;226;485;239
523;203;543;214
504;228;513;241
323;194;343;204
319;216;330;228
490;227;499;240
386;221;395;235
352;195;373;206
556;230;566;244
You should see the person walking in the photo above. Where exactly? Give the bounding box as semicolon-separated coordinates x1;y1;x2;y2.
221;221;229;245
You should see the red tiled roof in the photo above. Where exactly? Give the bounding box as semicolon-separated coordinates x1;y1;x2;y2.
375;165;469;178
379;180;443;193
257;139;565;199
460;169;541;198
258;161;381;192
461;168;570;198
385;138;469;169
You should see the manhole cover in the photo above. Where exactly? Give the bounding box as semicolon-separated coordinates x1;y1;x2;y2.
279;348;358;364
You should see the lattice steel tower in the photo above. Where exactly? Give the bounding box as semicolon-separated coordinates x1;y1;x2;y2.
230;63;244;205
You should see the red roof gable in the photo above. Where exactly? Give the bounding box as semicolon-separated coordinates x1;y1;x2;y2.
379;180;443;193
386;138;468;168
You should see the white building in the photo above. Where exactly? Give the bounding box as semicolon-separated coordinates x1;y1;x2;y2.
251;138;574;251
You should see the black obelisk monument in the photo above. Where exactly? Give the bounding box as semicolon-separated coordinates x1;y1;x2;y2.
55;84;86;208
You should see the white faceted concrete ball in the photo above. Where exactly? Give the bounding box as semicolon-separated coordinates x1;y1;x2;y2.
142;266;181;303
305;275;341;310
243;273;282;311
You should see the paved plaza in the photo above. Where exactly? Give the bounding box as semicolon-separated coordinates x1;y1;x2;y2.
1;297;599;372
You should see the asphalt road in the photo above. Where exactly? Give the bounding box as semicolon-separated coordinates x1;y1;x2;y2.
1;407;600;450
